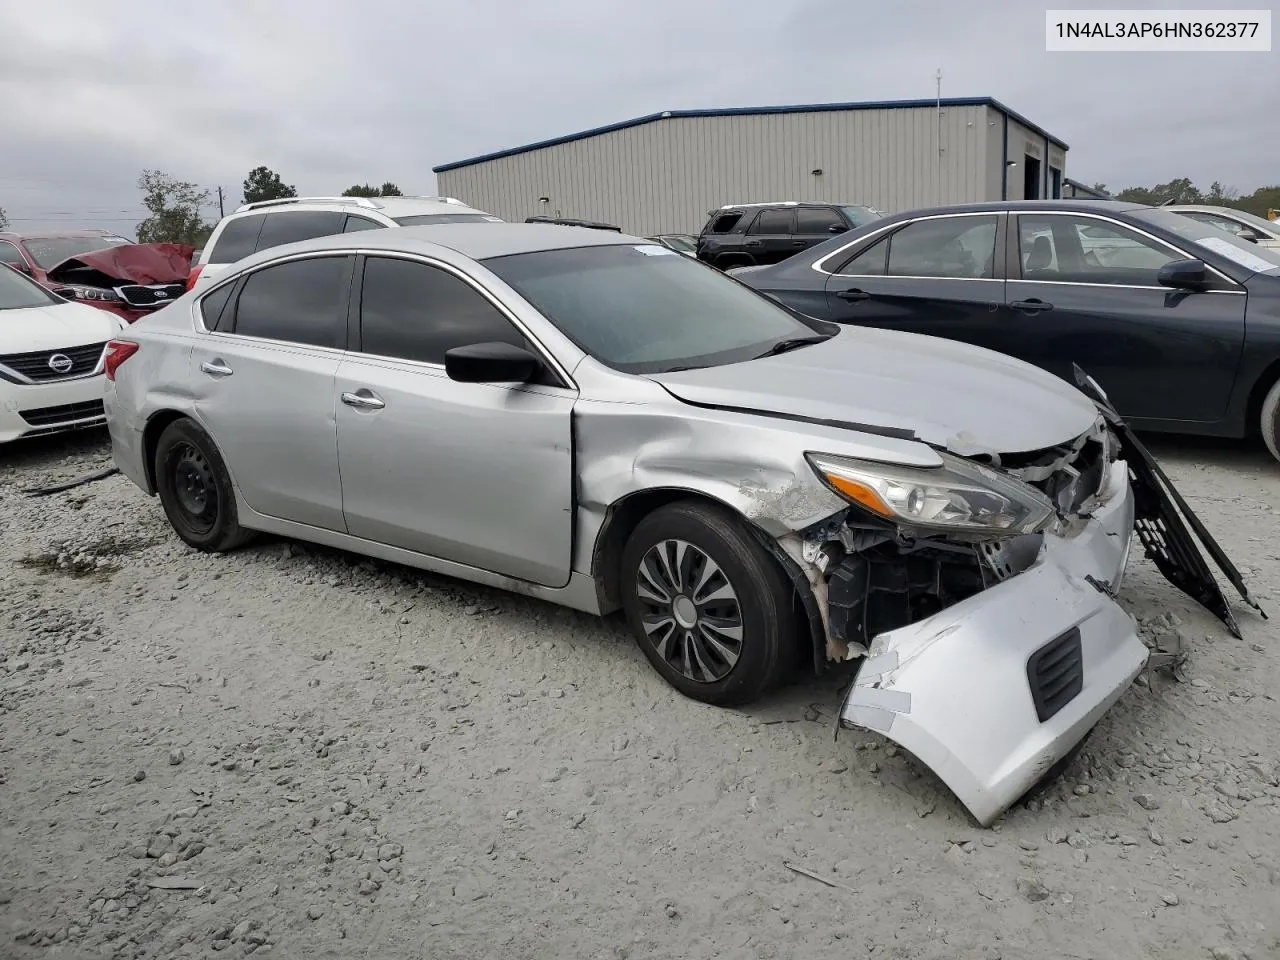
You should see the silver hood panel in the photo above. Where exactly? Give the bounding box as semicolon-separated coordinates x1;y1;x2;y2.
649;326;1100;455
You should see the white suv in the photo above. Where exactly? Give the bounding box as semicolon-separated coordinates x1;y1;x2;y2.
188;195;502;291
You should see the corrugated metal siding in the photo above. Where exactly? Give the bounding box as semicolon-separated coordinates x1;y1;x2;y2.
437;105;1000;236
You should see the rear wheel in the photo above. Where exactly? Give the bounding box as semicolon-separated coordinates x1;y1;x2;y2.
1260;378;1280;464
619;500;799;706
154;418;253;552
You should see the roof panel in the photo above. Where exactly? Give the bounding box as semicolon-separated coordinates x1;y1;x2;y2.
432;97;1069;173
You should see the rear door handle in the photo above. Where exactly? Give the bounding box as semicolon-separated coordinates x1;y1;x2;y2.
1010;298;1054;313
200;359;233;377
744;239;763;247
792;240;807;246
341;389;385;410
836;288;870;302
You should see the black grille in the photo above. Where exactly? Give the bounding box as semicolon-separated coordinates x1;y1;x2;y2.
1026;627;1083;723
0;342;105;382
116;284;185;308
19;399;105;427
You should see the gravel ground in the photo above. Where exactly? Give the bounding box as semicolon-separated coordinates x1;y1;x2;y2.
2;428;1278;960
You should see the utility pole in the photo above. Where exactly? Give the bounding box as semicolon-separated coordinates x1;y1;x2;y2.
935;68;944;205
216;186;225;218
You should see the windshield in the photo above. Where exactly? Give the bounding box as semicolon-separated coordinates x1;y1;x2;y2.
1132;209;1280;275
393;213;502;226
0;264;62;310
23;235;131;269
843;205;886;226
483;244;826;374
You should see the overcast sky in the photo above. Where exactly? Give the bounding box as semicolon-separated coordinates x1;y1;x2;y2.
1;0;1275;233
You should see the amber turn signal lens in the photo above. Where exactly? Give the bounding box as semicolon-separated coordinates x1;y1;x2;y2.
823;473;894;517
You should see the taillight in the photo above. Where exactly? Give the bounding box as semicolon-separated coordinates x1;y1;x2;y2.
185;264;204;291
104;340;139;380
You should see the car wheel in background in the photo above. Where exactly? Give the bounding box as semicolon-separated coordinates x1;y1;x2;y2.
1260;378;1280;464
154;418;254;552
619;500;800;706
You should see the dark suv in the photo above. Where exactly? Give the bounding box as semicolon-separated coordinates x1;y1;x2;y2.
696;201;884;270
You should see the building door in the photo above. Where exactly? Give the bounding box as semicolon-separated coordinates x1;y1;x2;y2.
1023;155;1041;199
1050;166;1063;199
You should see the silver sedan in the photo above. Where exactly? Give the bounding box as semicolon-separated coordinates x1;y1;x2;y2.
103;223;1242;826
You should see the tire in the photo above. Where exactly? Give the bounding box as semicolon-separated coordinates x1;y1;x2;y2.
619;500;800;706
1260;377;1280;464
153;418;254;552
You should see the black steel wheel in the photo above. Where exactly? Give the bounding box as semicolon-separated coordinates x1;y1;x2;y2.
154;418;253;552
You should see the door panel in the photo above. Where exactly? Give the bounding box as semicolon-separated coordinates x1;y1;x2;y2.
1006;213;1246;423
334;357;575;587
745;209;799;264
190;338;344;529
821;214;1006;343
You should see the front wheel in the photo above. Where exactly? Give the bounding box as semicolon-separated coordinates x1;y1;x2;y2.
1260;378;1280;464
619;500;800;706
153;418;254;552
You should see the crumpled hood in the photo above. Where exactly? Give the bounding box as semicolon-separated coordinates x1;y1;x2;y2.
648;326;1100;455
45;243;194;285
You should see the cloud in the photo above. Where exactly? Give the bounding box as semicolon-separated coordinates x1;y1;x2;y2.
0;0;1275;232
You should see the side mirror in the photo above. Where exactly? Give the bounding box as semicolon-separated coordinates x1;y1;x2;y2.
444;341;540;383
828;223;848;233
1157;258;1209;290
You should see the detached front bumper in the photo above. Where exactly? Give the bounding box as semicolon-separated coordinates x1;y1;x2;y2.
840;459;1148;827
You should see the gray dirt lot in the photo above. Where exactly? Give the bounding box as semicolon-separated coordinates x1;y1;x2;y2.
1;429;1277;960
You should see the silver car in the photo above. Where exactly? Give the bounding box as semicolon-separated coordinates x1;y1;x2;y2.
103;224;1253;826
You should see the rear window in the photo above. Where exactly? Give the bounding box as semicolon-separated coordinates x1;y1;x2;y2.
256;211;346;250
706;212;743;234
392;214;502;226
208;214;266;264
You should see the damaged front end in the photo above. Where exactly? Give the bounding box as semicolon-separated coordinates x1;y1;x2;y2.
797;395;1263;826
45;243;193;322
792;416;1151;826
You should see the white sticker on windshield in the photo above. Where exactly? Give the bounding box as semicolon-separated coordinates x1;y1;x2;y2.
1194;235;1279;273
634;244;677;256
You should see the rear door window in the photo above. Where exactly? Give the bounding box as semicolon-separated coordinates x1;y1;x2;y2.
832;237;888;275
256;211;346;250
207;214;267;264
228;256;351;348
749;209;795;235
199;282;236;331
886;216;998;279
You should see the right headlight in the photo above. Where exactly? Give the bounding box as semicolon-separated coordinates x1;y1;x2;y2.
806;451;1055;536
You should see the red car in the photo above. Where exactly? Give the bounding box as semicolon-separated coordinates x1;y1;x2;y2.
0;229;194;324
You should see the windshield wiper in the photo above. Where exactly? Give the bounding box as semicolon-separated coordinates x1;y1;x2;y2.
754;335;831;359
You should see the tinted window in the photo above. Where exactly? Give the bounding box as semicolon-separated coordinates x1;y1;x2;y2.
749;209;794;234
708;213;742;234
795;207;845;235
1019;215;1179;284
200;282;235;331
0;241;25;266
834;238;888;275
358;257;529;364
343;215;383;233
392;213;501;226
230;256;349;347
208;214;266;264
256;211;346;250
887;216;998;279
484;245;826;375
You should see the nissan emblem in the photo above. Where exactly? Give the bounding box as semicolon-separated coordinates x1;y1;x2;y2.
47;353;74;374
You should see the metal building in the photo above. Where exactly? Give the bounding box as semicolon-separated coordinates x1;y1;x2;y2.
432;98;1069;236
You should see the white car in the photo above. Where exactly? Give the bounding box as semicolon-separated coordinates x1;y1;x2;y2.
188;195;503;292
1166;205;1280;249
0;264;126;444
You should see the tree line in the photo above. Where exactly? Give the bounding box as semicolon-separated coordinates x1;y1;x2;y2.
130;166;406;246
1092;178;1279;219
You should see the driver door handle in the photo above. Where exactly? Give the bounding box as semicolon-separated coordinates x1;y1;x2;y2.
1010;298;1054;313
836;288;870;302
200;359;233;377
341;389;385;410
744;239;763;247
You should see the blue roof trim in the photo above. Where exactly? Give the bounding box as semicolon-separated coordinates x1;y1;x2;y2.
432;97;1068;173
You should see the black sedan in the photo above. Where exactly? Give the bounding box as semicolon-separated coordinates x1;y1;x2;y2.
732;199;1280;462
